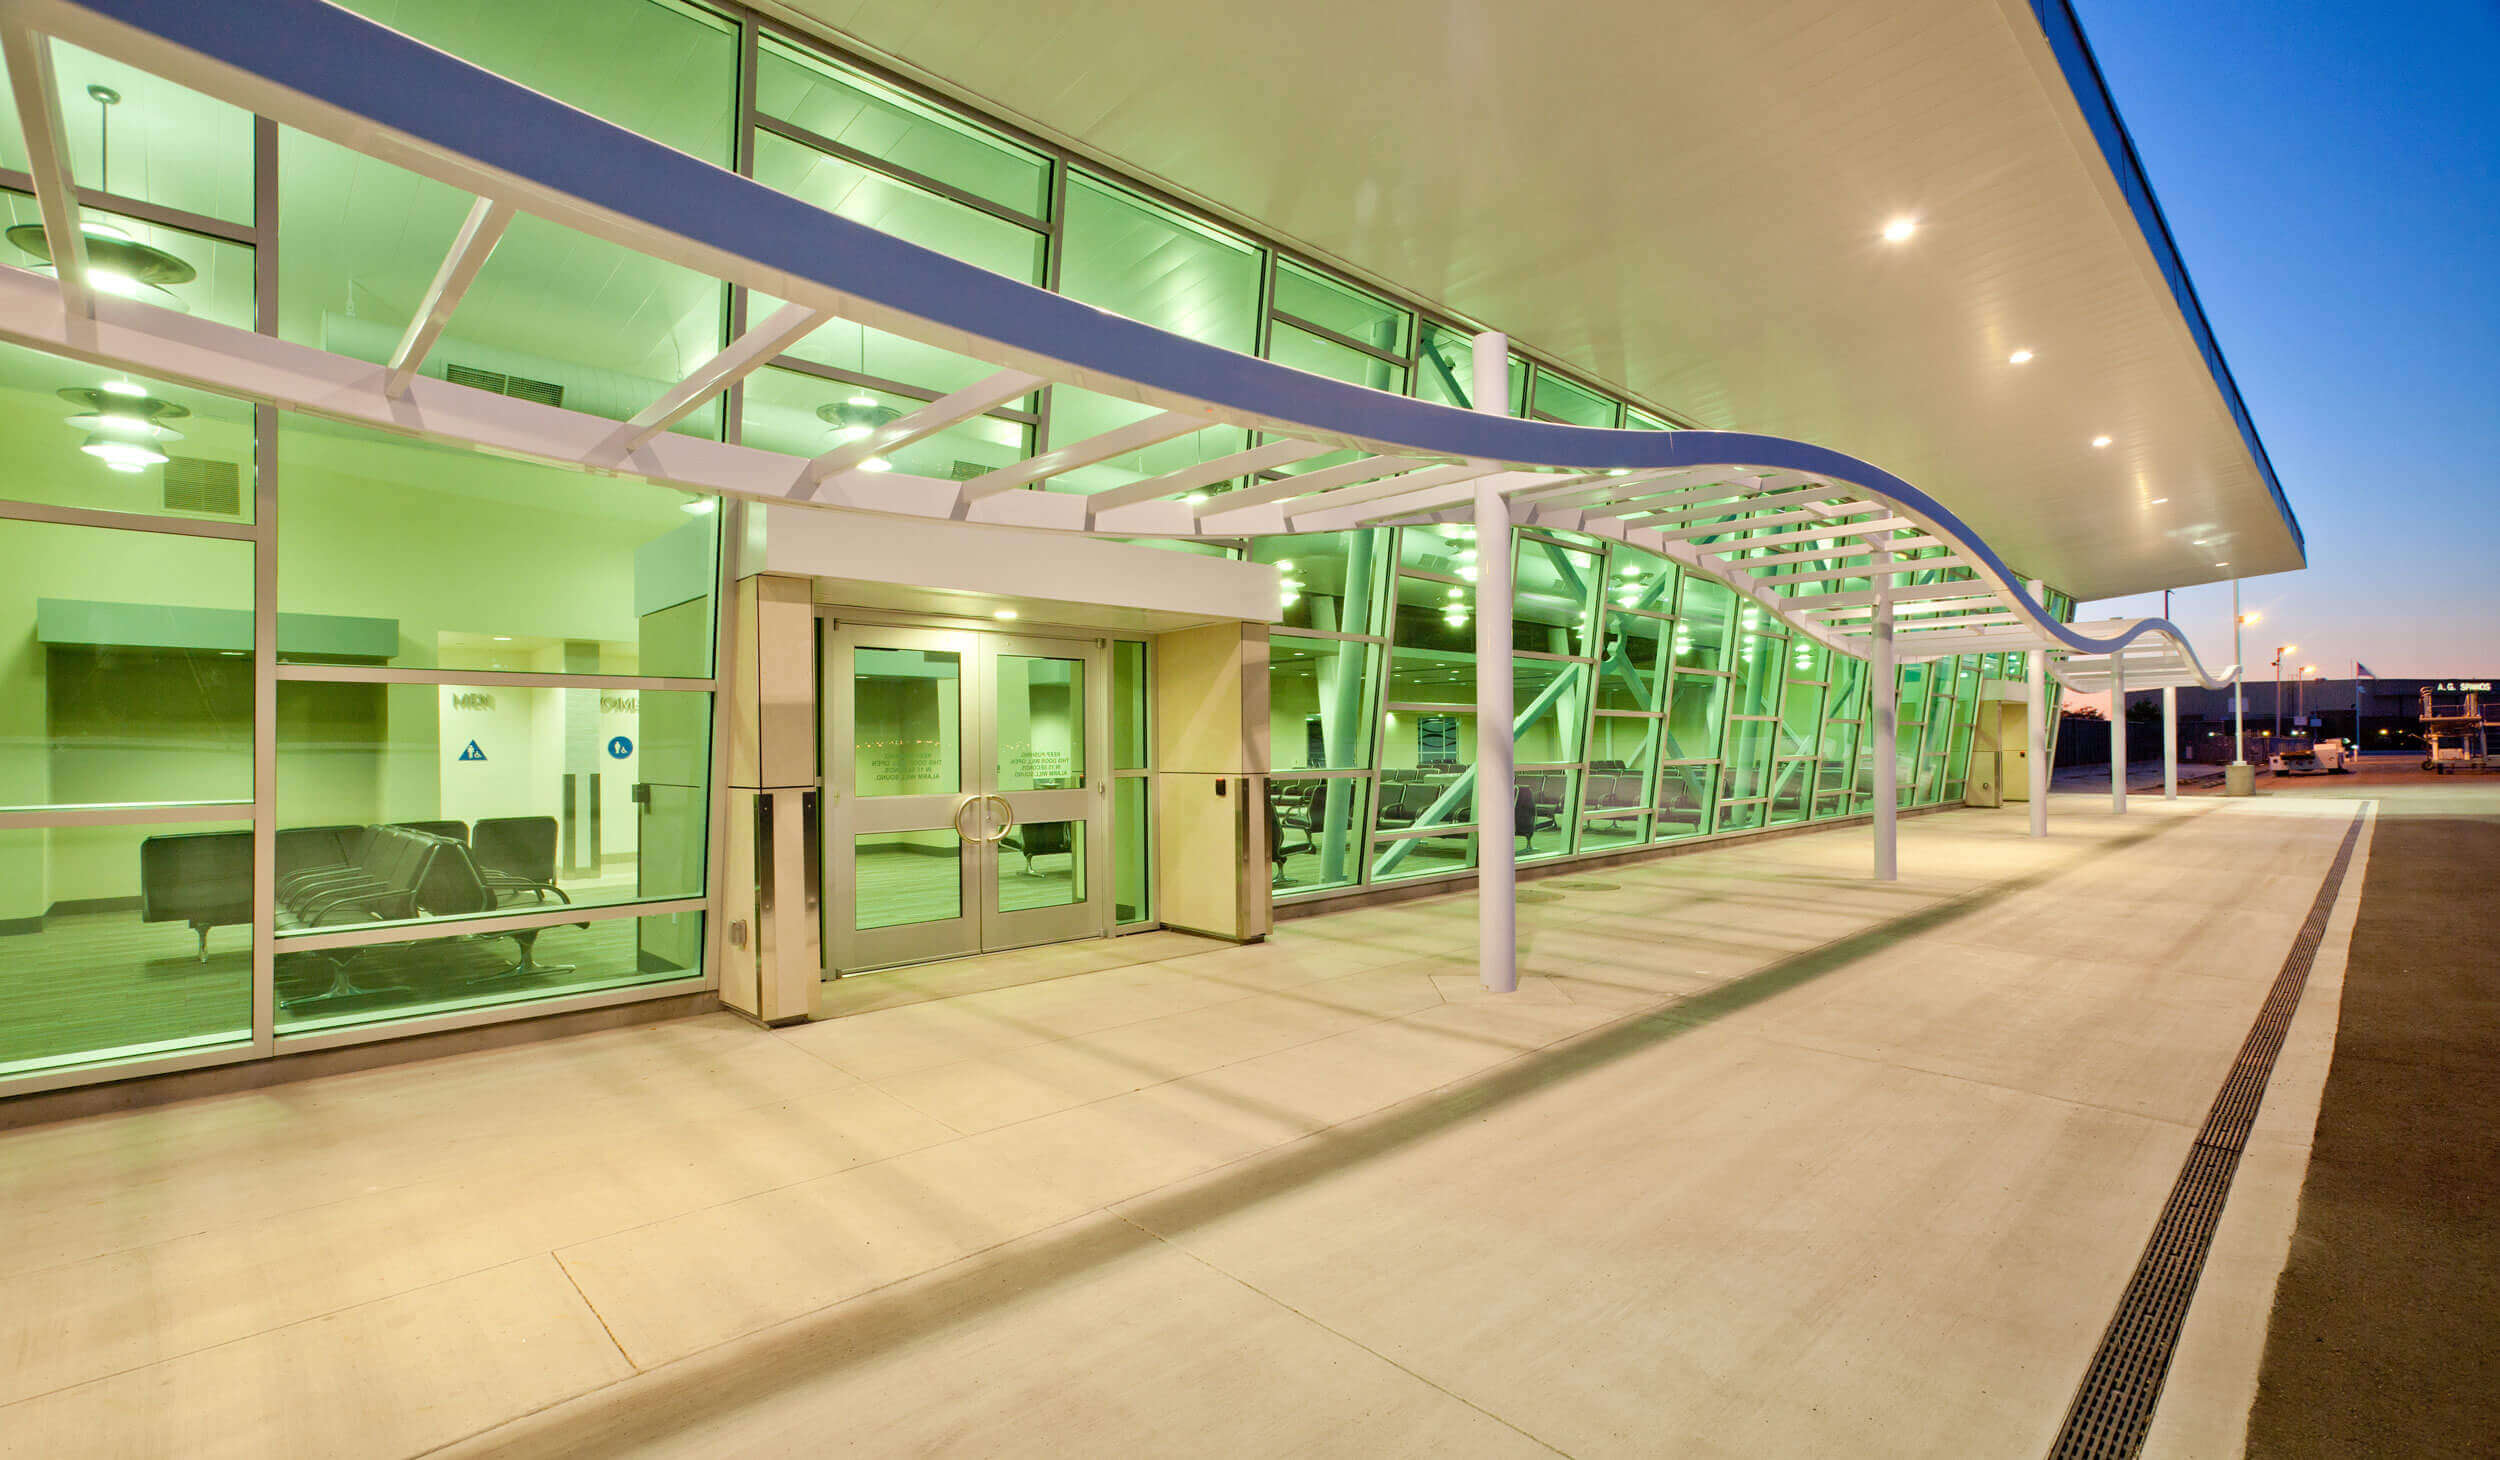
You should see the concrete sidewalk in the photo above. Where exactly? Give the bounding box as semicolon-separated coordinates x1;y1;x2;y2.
0;794;2365;1457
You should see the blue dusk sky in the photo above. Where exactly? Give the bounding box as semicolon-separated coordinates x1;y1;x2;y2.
2071;0;2500;683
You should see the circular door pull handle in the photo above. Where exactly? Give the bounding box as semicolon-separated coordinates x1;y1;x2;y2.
951;796;985;844
983;793;1015;841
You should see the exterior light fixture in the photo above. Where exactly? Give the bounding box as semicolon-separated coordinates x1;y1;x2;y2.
679;498;717;514
1882;217;1917;243
859;457;892;472
7;88;196;311
2091;435;2112;448
2148;497;2167;505
992;609;1018;621
2007;349;2035;365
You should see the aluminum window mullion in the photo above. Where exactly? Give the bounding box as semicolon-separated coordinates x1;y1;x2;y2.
749;112;1050;233
272;664;719;694
0;166;256;243
0;498;259;539
249;114;279;1057
1267;307;1406;368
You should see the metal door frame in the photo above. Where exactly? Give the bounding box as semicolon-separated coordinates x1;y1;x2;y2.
819;610;1113;976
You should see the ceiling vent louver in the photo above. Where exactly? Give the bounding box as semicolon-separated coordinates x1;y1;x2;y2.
161;455;242;516
444;362;565;409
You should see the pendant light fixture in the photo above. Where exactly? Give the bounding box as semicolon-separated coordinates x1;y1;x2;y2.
6;84;196;311
816;392;898;471
59;384;186;472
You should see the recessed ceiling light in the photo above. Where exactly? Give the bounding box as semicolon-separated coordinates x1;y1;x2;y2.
680;498;716;514
2213;561;2228;568
492;636;513;642
992;609;1018;620
2148;497;2167;504
2091;435;2112;448
2008;349;2035;365
859;457;891;472
1882;217;1917;243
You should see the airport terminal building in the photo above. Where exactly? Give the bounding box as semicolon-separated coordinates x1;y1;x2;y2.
0;0;2299;1096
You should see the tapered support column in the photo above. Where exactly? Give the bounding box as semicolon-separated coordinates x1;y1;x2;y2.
2026;648;2048;837
1870;574;1898;881
1471;331;1516;993
2110;655;2128;814
2162;686;2179;799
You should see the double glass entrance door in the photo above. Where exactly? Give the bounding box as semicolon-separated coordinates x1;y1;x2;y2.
825;622;1109;973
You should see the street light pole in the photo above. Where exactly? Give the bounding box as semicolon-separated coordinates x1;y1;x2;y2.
2232;585;2248;767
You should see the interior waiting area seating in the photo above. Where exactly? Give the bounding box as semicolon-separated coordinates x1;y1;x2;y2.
140;817;578;1011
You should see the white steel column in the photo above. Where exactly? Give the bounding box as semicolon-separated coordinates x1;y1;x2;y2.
2162;686;2179;799
1870;548;1898;880
2110;655;2128;813
1471;331;1516;992
2026;646;2048;837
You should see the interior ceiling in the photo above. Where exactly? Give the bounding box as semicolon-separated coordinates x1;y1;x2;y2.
765;0;2301;603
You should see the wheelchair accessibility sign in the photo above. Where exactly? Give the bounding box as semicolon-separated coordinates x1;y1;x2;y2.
608;735;634;759
457;740;487;762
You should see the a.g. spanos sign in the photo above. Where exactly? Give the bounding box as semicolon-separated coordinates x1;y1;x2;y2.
2436;681;2493;692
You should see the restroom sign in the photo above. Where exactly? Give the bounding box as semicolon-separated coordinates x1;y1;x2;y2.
457;740;487;762
607;735;634;759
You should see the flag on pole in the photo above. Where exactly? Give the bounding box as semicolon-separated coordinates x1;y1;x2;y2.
2356;662;2377;679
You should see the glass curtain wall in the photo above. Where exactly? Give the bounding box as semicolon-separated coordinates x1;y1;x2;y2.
0;0;730;1092
0;0;2022;1089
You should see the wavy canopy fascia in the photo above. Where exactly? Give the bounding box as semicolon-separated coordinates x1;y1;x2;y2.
7;0;2234;688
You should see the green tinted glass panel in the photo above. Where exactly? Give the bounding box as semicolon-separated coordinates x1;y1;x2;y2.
757;38;1050;217
0;820;254;1078
274;681;712;923
275;908;703;1036
1597;612;1668;712
854;649;960;796
1113;641;1148;771
1271;634;1376;771
335;0;736;161
1270;777;1365;894
0;42;255;223
1000;821;1082;910
276;414;719;677
1061;173;1259;345
0;339;256;523
2;191;252;330
1268;322;1403;393
1253;531;1382;636
754;131;1047;280
995;655;1083;791
416;212;726;436
1272;261;1409;355
857;829;961;930
1113;777;1149;923
742;366;1028;479
1530;368;1615;428
1514;539;1598;657
1414;326;1524;413
1663;673;1726;763
2;518;253;812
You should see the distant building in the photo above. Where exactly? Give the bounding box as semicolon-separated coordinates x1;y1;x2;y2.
2144;677;2496;754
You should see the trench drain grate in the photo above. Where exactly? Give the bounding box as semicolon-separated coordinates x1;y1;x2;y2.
2046;807;2366;1460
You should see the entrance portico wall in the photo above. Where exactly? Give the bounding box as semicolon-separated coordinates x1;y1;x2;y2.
720;504;1280;1022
